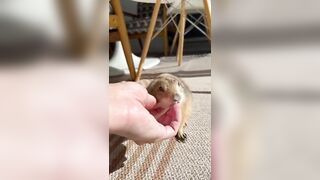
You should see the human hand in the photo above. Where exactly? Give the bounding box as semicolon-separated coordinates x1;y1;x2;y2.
109;82;181;145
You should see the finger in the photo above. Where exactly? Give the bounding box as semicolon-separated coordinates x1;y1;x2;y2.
138;111;173;141
128;82;156;109
160;126;177;140
161;123;180;140
169;104;182;132
156;103;182;129
143;94;156;110
157;104;182;140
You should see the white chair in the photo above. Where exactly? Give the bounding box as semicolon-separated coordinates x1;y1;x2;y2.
133;0;212;80
109;0;173;78
167;0;212;65
109;41;161;76
127;0;176;81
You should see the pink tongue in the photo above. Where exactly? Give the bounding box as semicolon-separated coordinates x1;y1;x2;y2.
149;103;182;128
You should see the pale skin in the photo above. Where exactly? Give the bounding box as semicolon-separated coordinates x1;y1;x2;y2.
109;82;182;145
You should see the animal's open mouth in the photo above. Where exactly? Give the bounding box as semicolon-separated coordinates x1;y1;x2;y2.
149;106;168;120
150;107;164;114
150;101;178;115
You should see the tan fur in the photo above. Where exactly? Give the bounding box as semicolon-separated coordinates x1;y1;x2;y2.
140;74;192;141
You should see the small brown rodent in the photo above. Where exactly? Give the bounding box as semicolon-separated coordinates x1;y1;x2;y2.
141;73;192;142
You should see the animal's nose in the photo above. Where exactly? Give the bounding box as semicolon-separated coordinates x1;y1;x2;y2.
173;94;181;103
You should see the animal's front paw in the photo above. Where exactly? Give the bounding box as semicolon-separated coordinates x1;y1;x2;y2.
175;132;187;143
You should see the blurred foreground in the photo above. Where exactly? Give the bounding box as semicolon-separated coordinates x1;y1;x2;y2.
214;0;320;180
0;0;108;179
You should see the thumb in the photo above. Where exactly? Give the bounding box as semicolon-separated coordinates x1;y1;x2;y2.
142;94;157;110
158;104;182;139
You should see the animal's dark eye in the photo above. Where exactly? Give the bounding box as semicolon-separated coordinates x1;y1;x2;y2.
178;82;181;86
159;86;164;92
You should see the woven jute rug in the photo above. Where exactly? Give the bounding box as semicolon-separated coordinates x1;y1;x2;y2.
109;55;211;179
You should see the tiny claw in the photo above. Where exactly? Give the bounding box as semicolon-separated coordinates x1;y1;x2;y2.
175;133;187;143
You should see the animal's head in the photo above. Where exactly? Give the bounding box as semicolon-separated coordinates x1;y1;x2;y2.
147;74;185;109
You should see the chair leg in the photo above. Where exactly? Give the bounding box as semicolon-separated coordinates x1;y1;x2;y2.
203;15;211;41
177;0;186;66
162;5;169;56
170;18;180;55
110;0;136;80
135;0;162;81
203;0;211;39
163;28;169;56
